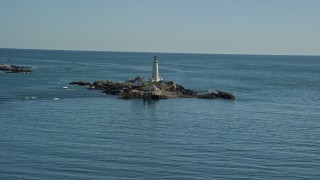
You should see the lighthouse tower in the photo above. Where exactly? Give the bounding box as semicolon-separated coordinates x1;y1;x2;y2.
152;56;160;82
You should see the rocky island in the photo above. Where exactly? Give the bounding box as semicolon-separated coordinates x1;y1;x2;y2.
0;64;32;73
70;80;235;100
70;56;235;100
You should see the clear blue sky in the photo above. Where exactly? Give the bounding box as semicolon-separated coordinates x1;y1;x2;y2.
1;0;319;55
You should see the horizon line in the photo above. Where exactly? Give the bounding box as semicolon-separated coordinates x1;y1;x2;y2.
0;47;319;57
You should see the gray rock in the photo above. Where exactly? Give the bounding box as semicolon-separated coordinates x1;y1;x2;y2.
0;64;32;73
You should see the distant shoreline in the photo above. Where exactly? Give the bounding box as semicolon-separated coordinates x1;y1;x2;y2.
1;48;319;57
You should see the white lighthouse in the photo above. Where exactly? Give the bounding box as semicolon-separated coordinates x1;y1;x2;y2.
152;56;160;82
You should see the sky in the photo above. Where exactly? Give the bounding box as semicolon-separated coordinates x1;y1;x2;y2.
0;0;320;55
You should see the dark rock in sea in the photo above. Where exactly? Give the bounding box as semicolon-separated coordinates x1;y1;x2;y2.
0;64;32;73
69;81;92;86
197;90;236;100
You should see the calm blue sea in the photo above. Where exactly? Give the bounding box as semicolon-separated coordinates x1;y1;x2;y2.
0;48;320;179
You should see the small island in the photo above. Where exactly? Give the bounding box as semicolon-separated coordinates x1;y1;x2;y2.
70;56;235;100
0;64;32;73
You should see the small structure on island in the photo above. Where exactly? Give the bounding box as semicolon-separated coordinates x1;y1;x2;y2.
152;56;160;82
149;84;158;92
131;76;145;88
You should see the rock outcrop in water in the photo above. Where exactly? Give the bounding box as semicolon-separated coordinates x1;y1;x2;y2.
197;90;236;100
69;81;92;86
0;64;32;73
70;80;235;100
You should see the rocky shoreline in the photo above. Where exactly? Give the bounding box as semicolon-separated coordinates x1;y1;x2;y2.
70;80;235;100
0;64;32;73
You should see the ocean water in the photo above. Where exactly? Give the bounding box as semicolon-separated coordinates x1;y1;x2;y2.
0;48;320;179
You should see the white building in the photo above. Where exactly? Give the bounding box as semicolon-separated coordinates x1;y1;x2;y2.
132;76;145;88
152;56;160;82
